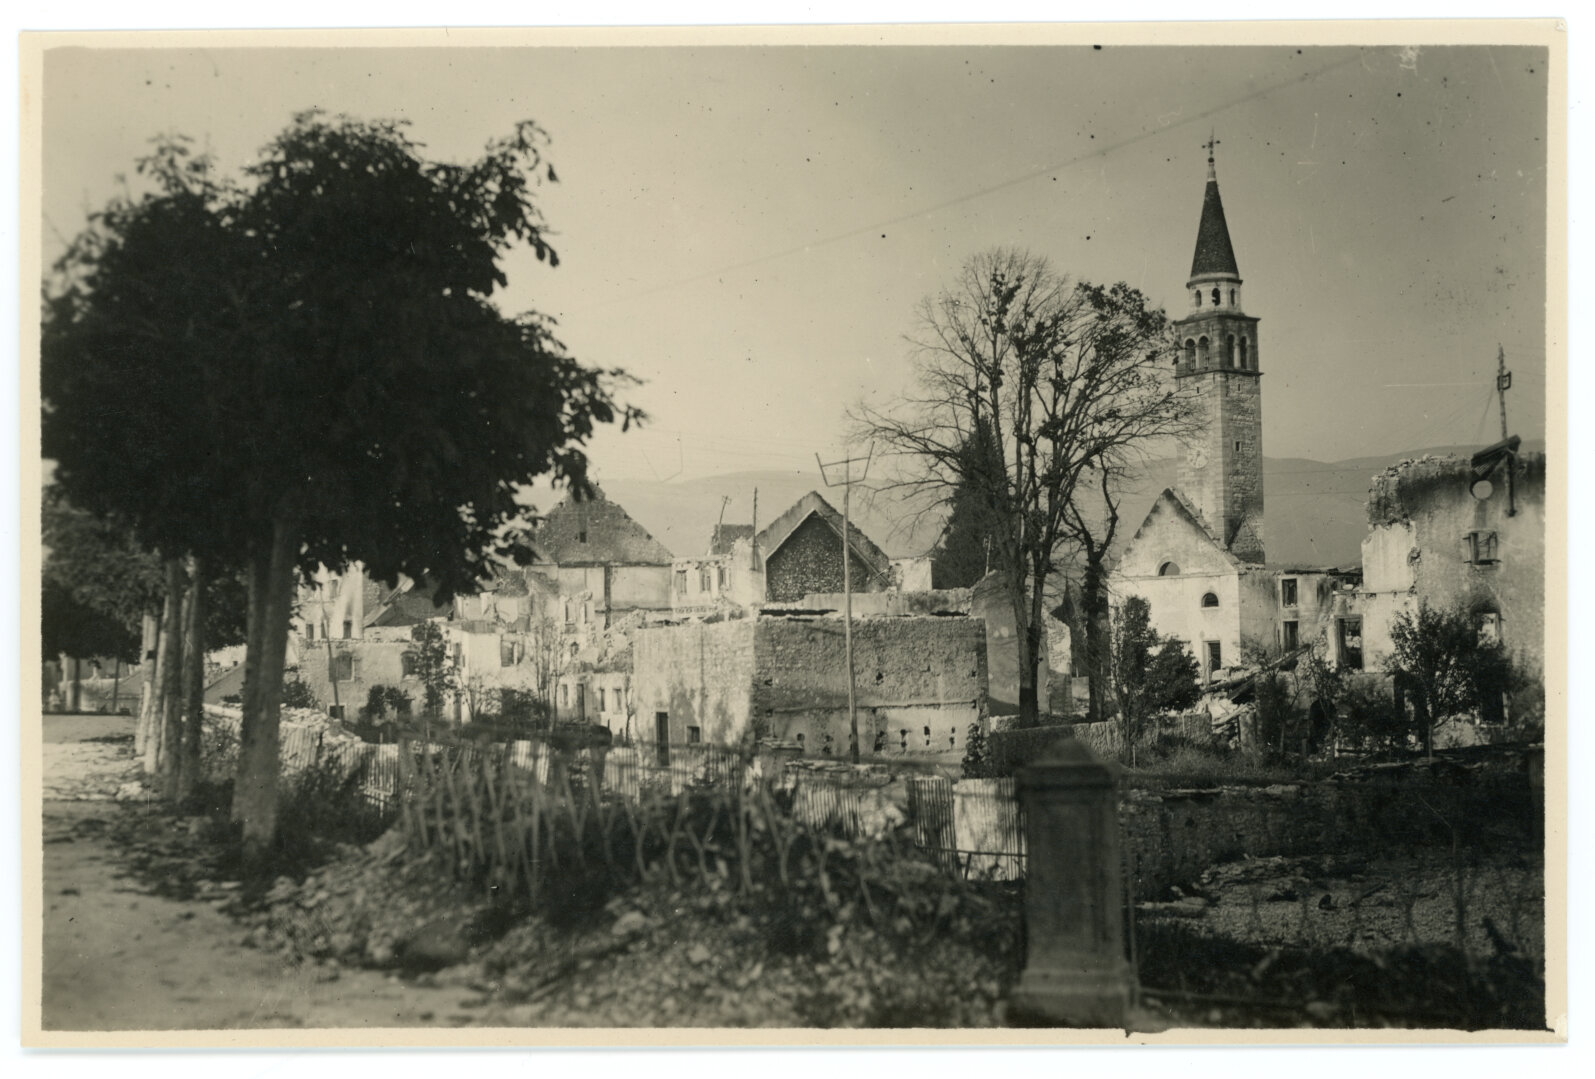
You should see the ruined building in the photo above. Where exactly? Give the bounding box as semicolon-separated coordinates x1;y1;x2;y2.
1327;440;1545;680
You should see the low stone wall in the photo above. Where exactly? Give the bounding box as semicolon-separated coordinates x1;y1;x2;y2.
1121;751;1540;899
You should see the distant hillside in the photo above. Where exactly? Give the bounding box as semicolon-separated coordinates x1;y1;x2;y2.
592;441;1544;569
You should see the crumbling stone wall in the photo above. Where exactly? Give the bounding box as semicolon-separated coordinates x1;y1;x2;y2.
631;620;758;746
1360;453;1545;677
1120;752;1539;899
764;515;888;603
750;616;987;754
289;639;415;719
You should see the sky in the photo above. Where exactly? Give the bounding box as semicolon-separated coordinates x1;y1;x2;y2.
35;32;1552;485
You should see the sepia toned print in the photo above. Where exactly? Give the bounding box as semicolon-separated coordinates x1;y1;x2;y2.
20;21;1566;1047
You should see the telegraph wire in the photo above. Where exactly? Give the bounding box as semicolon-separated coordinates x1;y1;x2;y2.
603;50;1369;306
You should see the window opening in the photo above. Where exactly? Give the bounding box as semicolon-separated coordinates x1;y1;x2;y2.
1201;592;1219;608
1338;618;1364;670
1280;578;1298;607
1466;530;1499;565
1282;620;1299;650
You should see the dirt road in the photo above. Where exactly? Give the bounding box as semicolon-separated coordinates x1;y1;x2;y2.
39;714;485;1031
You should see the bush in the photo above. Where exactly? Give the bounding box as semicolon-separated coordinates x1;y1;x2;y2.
960;722;991;778
282;678;319;710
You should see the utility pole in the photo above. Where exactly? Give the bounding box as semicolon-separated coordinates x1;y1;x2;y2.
817;446;873;763
1496;343;1512;441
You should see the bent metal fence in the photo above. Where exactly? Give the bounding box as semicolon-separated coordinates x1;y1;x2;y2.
387;735;957;916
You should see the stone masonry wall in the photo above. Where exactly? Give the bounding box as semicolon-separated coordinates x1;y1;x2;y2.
1175;368;1264;562
630;619;758;746
1120;754;1539;899
764;515;887;603
750;616;987;754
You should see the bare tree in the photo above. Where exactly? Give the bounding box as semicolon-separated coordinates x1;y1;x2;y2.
855;249;1193;724
524;615;568;722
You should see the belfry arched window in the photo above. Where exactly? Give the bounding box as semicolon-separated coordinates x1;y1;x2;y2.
1193;290;1202;306
1196;336;1210;366
1183;339;1196;366
1211;287;1221;306
1229;288;1237;305
1225;334;1236;367
1201;592;1220;608
1239;336;1249;369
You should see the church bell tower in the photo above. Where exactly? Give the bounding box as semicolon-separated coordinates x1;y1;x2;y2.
1173;139;1265;563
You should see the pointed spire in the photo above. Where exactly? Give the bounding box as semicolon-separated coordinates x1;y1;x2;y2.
1190;136;1239;280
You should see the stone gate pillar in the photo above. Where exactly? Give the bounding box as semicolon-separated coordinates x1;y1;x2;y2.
1011;737;1134;1027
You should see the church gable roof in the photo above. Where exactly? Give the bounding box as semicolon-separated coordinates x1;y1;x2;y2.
1114;488;1242;578
755;490;891;578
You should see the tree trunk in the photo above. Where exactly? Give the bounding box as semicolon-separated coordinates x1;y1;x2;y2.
1080;556;1112;726
70;657;82;713
144;574;181;776
1012;580;1038;727
177;557;207;806
233;546;272;817
158;559;187;800
233;517;300;866
134;610;159;756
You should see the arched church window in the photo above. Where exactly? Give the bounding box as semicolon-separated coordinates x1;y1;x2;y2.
1211;287;1221;306
1229;288;1236;305
1239;336;1249;369
1193;290;1202;306
1225;334;1236;367
1183;339;1196;366
1196;336;1210;366
1201;592;1220;608
1157;561;1180;577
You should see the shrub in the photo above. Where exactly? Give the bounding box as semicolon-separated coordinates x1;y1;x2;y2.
960;722;991;778
282;677;319;710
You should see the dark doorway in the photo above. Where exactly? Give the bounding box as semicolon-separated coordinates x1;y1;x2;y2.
655;711;670;766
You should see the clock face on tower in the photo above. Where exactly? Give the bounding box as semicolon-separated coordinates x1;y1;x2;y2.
1189;446;1209;470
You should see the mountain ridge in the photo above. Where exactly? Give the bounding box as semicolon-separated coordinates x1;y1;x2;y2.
548;440;1545;569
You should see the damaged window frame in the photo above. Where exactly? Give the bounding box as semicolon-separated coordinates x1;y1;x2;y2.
1466;529;1500;565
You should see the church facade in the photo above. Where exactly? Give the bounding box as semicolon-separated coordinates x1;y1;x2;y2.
1112;147;1343;681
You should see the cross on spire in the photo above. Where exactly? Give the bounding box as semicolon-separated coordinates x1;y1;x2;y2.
1204;131;1220;180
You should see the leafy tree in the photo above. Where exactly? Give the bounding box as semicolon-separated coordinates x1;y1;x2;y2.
1252;670;1304;760
42;112;637;861
281;678;320;710
1336;672;1414;754
931;419;1003;589
410;621;457;722
1108;596;1200;763
1385;600;1518;757
857;251;1192;724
